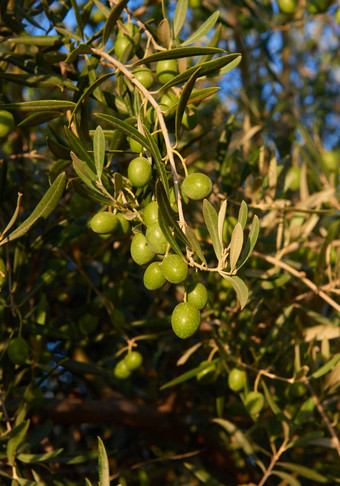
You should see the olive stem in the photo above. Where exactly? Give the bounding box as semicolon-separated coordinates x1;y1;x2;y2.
91;48;186;230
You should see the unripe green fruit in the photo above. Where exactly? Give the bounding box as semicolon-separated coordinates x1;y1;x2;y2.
321;150;338;172
130;232;155;265
78;313;98;334
115;96;129;115
228;368;247;392
90;212;119;234
286;167;301;191
196;361;216;384
245;391;265;415
161;254;188;284
128;137;143;153
189;0;201;8
171;302;201;339
307;0;331;13
132;67;154;89
182;173;213;201
156;59;178;85
115;213;130;238
143;262;166;290
277;0;297;13
288;382;308;398
114;36;132;60
7;337;29;365
187;282;208;310
144;201;159;227
128;157;152;187
123;351;143;371
114;359;131;380
117;22;139;39
160;92;178;109
182;105;198;130
0;257;7;288
145;223;168;254
0;110;15;139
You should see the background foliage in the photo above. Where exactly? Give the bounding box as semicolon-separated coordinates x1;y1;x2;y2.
0;0;339;485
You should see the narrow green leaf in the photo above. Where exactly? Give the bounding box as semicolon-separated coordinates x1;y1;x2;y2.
7;420;30;465
0;73;77;91
181;11;219;47
15;478;39;486
188;87;220;104
66;45;93;64
71;152;97;189
17;449;63;463
184;462;225;486
133;47;225;67
277;462;328;483
161;53;241;91
311;354;340;379
219;273;248;310
262;381;282;415
98;437;110;486
229;222;243;272
142;125;170;197
184;225;207;265
175;67;202;143
272;471;301;486
158;210;184;259
103;0;129;45
64;127;95;171
6;35;61;46
156;180;188;249
203;199;222;262
157;18;171;48
18;111;62;128
218;199;227;251
1;193;23;240
1;173;66;245
85;479;93;486
47;137;71;160
173;0;188;39
218;54;242;75
160;360;219;390
212;419;254;455
72;181;112;205
70;0;84;38
71;72;115;122
197;23;222;65
294;397;315;426
238;201;248;229
237;215;259;270
93;126;105;180
0;100;75;111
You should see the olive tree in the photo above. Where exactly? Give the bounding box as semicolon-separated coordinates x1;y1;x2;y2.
0;0;339;484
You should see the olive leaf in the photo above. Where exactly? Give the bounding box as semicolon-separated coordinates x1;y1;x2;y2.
158;18;171;48
236;215;259;270
175;67;202;142
160;359;220;390
203;199;222;262
184;225;207;266
172;0;188;39
0;172;67;246
181;11;219;47
0;100;75;111
98;437;110;486
229;222;244;272
103;0;129;46
93;125;105;181
238;200;248;229
218;273;248;310
156;180;188;248
218;199;227;251
133;47;225;67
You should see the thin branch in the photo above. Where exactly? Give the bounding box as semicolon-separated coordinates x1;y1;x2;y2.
252;251;340;313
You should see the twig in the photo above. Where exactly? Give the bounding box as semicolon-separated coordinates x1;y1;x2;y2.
252;251;340;313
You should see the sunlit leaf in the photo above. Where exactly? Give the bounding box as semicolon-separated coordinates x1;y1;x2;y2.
237;215;259;270
175;67;201;142
184;225;207;265
1;173;66;245
172;0;188;39
212;418;254;455
103;0;129;45
218;199;227;250
160;360;219;389
310;354;340;379
0;100;75;111
277;462;328;483
203;199;222;262
133;47;225;67
229;222;243;272
238;201;248;229
157;18;171;48
18;449;64;463
181;11;219;47
271;471;301;486
98;437;110;486
93;125;105;180
7;420;30;466
218;273;248;309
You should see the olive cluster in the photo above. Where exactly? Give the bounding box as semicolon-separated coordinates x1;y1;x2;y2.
114;350;143;380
